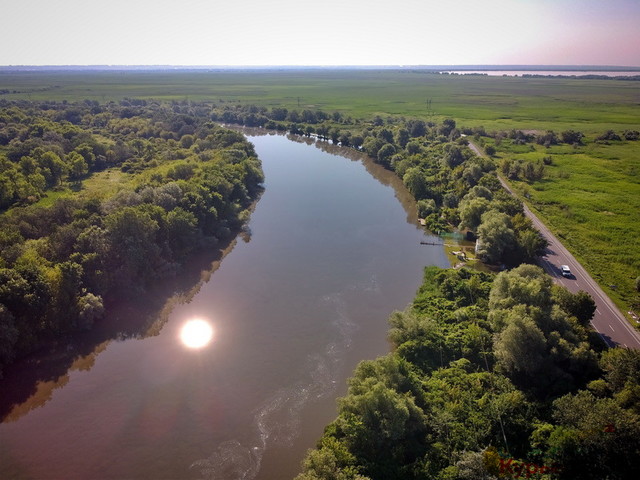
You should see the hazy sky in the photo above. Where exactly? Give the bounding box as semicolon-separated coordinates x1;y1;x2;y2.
3;0;639;66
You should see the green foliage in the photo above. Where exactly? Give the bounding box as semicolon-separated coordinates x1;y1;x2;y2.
476;210;516;264
295;436;370;480
546;391;640;479
208;103;541;268
0;101;264;375
298;263;636;480
402;167;428;200
376;143;395;167
496;137;640;313
333;357;430;480
552;287;596;326
458;197;491;231
490;265;599;397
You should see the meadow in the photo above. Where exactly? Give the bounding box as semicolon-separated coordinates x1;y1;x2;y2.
2;69;639;132
1;68;638;314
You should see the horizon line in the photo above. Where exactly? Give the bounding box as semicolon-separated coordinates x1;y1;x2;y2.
1;64;640;70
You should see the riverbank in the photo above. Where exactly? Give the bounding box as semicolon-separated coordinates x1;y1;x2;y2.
295;264;640;480
0;219;253;423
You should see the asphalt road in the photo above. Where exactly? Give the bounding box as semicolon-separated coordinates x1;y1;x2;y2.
467;140;640;349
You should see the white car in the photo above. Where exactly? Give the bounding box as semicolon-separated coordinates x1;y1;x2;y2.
561;265;572;278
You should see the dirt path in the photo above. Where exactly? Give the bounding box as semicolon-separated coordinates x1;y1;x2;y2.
467;140;640;349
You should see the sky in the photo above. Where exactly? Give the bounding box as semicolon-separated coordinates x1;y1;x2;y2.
2;0;639;66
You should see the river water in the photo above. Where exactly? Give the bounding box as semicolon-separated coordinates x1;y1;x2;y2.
0;131;448;480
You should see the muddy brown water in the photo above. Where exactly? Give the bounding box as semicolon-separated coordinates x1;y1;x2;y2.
0;130;448;480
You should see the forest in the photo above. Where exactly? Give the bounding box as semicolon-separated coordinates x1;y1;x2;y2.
0;100;264;376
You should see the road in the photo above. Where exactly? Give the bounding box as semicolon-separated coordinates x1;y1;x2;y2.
467;140;640;349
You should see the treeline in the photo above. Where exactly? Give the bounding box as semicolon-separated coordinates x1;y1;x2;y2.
295;265;640;479
213;104;547;266
0;100;264;376
490;127;638;148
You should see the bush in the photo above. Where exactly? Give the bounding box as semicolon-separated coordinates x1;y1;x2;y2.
596;130;621;142
623;130;639;141
561;130;584;145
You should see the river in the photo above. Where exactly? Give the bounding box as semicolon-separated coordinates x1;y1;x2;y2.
0;130;448;480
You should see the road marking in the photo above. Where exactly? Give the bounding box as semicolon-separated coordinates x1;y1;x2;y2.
596;309;601;314
609;324;615;332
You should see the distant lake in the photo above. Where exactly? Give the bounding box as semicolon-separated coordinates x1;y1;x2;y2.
441;70;639;77
0;130;448;480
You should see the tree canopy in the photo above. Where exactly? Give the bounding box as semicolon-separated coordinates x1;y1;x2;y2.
0;100;264;376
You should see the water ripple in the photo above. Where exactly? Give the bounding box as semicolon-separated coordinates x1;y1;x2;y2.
191;282;367;480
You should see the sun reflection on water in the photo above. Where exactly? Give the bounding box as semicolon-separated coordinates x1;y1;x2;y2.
180;319;214;349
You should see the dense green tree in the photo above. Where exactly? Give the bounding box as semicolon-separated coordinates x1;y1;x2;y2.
405;140;422;155
67;151;89;179
545;391;640;479
552;288;596;327
439;118;457;137
336;379;429;480
403;167;428;200
165;207;198;258
494;308;547;378
103;206;161;292
294;436;370;480
77;292;104;330
489;265;598;397
600;348;640;394
417;199;436;218
376;143;395;167
38;151;67;186
476;210;516;264
489;264;554;314
458;197;491;231
444;145;465;168
395;128;410;148
407;119;426;137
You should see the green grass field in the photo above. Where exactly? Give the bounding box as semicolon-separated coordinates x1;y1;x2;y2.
2;70;639;132
488;139;640;313
2;69;639;314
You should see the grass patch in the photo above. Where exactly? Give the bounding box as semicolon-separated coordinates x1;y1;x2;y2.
2;70;639;132
502;139;640;313
77;168;132;200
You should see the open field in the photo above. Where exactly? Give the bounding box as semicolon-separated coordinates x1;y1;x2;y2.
486;138;640;315
1;69;639;314
1;70;639;132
